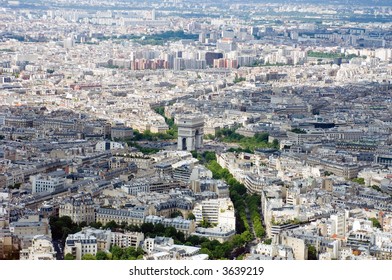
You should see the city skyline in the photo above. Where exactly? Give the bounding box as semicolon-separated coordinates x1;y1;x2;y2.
1;0;392;262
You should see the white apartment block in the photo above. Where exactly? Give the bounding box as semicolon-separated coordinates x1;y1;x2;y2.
330;213;347;238
19;235;56;260
143;236;206;260
31;174;66;193
95;141;124;152
111;232;144;249
64;232;98;260
192;198;235;230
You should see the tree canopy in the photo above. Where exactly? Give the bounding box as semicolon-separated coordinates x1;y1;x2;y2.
81;254;96;260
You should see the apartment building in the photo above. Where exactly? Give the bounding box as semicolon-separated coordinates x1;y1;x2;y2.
19;235;56;260
192;198;235;230
59;193;95;225
31;171;67;193
111;232;144;249
95;206;149;226
64;233;98;260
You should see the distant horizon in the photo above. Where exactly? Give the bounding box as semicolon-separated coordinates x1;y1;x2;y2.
8;0;392;6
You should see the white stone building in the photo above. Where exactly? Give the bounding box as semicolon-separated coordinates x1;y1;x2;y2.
19;235;56;260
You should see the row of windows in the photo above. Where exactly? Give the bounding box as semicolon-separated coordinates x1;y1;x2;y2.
97;218;143;224
97;215;144;220
81;249;97;254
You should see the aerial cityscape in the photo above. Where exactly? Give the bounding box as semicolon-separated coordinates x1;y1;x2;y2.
1;0;392;261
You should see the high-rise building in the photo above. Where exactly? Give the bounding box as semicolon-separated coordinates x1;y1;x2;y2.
205;52;223;66
199;32;206;43
251;26;259;36
330;213;347;238
63;37;74;49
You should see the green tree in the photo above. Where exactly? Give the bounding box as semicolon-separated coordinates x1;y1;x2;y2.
240;231;253;242
370;185;382;192
175;231;186;243
61;227;72;243
79;221;87;228
231;234;245;247
186;235;200;246
154;106;165;116
141;223;155;234
272;139;279;149
187;213;196;220
64;253;75;260
96;251;109;260
124;247;138;260
351;177;365;185
170;211;183;218
82;254;96;260
307;245;317;260
213;127;275;152
199;247;211;256
254;132;269;142
49;216;80;243
233;75;246;84
203;151;217;162
125;224;141;232
370;218;382;229
120;221;128;229
109;245;144;260
199;218;212;228
153;223;166;235
9;183;21;189
89;221;103;229
104;220;119;230
191;150;198;159
164;226;178;237
110;245;124;260
264;238;272;245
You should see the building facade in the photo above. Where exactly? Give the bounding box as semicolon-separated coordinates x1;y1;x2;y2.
59;193;95;225
19;235;56;260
